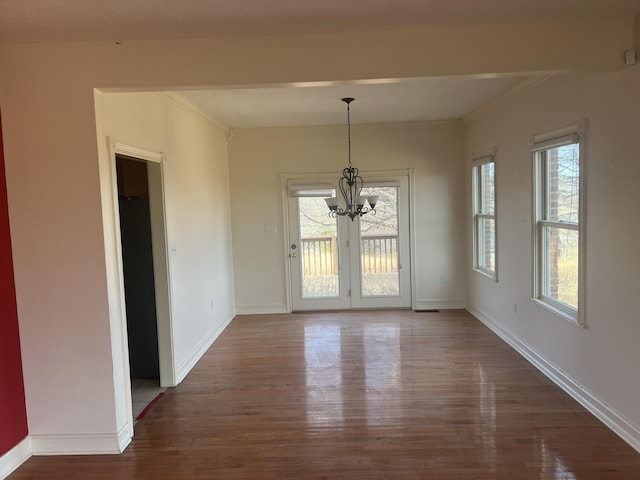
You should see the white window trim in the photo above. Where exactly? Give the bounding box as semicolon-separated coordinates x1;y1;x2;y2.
471;148;497;281
531;123;586;327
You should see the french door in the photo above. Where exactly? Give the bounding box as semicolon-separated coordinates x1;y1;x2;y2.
287;176;411;311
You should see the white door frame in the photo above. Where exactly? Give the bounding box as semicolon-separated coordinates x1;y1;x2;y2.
281;169;416;312
108;139;176;425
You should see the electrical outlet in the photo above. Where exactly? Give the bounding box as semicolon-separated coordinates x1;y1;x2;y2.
440;275;447;285
624;50;636;66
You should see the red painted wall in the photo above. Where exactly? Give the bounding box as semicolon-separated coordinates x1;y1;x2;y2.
0;111;29;455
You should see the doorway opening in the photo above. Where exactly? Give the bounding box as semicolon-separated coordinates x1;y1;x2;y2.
116;155;162;419
112;146;174;427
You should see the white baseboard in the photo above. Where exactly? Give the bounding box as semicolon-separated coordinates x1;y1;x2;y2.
176;307;235;383
1;425;133;468
235;304;289;315
415;299;466;310
30;432;122;455
117;422;132;453
468;306;640;454
0;437;31;479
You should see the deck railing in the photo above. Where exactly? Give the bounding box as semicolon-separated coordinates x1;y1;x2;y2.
301;236;338;275
301;235;398;275
360;235;398;274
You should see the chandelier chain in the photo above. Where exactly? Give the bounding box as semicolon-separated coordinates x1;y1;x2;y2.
347;100;352;169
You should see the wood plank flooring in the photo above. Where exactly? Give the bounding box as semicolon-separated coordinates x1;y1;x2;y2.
9;310;640;479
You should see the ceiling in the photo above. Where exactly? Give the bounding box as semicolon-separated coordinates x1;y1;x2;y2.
178;76;527;128
2;0;637;128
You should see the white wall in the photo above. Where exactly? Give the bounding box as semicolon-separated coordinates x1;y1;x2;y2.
94;91;235;448
464;68;640;450
229;121;466;312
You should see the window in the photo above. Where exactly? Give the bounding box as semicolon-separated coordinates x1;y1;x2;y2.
532;126;584;325
472;151;496;279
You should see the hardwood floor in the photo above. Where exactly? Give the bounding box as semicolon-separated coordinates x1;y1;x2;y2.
9;310;640;479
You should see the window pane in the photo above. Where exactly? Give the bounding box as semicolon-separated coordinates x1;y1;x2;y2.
545;144;579;223
473;161;496;276
298;196;339;298
359;187;400;297
543;226;578;309
479;162;495;215
478;217;495;271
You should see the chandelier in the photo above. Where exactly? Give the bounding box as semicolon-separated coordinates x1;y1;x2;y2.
324;98;378;221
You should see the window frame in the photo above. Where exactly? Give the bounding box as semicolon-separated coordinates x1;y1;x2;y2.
531;125;586;326
471;149;497;281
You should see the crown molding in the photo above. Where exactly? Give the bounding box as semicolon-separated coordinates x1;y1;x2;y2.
463;75;554;123
156;92;230;133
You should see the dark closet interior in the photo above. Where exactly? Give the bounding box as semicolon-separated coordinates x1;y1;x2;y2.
116;155;160;379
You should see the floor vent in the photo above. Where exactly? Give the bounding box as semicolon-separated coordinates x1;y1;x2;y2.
414;309;440;313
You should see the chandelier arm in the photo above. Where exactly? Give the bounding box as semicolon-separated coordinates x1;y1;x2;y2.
339;175;350;208
355;174;364;199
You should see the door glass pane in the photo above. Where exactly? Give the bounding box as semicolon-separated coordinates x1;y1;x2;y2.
359;187;400;297
543;226;578;309
298;196;339;298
